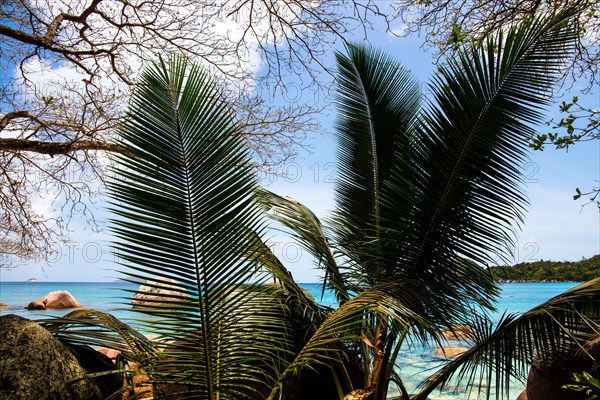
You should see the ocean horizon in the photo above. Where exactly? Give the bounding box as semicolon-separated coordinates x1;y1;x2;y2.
0;281;582;399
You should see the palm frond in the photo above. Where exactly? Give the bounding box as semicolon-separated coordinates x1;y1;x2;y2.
414;278;600;400
379;9;578;308
258;188;350;304
41;308;155;364
332;43;421;286
266;279;477;399
41;309;158;399
238;216;327;331
108;55;291;399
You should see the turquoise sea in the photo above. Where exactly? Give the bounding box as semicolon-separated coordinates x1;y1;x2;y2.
0;281;580;399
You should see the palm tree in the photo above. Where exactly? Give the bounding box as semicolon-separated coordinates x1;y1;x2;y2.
44;7;600;400
259;7;600;399
104;56;294;399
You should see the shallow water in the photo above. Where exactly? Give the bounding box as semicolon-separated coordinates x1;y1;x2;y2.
0;280;580;399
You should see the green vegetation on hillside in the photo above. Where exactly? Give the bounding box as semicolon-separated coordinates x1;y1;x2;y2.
490;255;600;282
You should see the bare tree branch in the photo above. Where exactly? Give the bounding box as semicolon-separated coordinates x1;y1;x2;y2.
389;0;599;89
1;0;395;264
0;138;131;156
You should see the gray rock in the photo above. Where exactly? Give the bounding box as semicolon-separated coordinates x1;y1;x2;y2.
0;314;102;400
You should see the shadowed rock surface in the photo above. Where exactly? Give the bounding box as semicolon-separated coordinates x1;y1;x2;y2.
524;337;600;400
65;343;122;399
0;314;102;400
516;390;528;399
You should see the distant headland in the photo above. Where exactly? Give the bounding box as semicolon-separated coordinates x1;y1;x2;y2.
490;255;600;282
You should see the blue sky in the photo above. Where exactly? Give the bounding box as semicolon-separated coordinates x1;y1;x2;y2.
1;16;599;282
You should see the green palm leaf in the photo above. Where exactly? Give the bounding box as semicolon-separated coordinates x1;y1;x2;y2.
265;282;423;400
258;188;350;303
379;9;577;309
41;308;155;364
108;56;291;399
332;43;422;287
413;278;600;400
265;278;479;399
237;219;326;331
324;9;580;399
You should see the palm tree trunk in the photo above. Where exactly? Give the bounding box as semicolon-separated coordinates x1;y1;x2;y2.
368;319;388;393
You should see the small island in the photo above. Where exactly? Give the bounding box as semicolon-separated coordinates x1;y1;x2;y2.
25;278;39;282
490;255;600;282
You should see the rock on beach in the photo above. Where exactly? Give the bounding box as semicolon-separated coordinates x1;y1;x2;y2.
434;347;469;357
96;347;121;361
24;290;83;310
132;277;189;308
441;324;474;341
0;314;102;399
522;337;600;400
